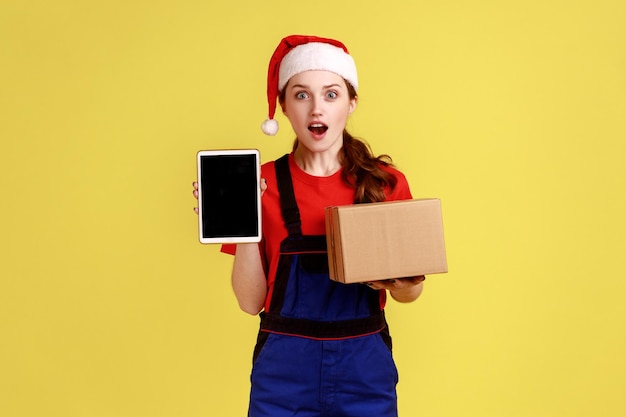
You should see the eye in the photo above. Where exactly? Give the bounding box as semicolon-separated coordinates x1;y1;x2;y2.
326;90;338;99
296;91;309;100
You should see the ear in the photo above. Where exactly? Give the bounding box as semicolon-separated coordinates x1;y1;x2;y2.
348;96;358;115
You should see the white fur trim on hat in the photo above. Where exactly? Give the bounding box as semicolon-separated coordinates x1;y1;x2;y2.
278;42;358;92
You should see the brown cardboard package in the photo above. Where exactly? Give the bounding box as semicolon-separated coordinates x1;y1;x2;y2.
325;199;448;283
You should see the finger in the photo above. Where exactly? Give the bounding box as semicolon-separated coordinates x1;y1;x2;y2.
193;207;199;215
364;280;393;290
405;276;425;285
387;279;406;289
398;276;425;286
192;181;198;190
392;277;423;290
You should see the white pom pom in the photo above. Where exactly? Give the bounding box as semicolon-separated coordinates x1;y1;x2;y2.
261;119;279;136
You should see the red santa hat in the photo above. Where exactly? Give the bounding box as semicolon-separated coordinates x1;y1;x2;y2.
261;35;359;136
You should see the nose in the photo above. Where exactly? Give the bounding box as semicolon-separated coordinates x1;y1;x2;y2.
310;95;323;116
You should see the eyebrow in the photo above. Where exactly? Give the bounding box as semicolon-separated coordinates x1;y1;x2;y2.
290;83;343;90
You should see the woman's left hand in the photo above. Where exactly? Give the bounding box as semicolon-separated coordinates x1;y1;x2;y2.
364;276;425;303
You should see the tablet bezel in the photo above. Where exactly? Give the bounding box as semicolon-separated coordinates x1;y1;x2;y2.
196;149;262;244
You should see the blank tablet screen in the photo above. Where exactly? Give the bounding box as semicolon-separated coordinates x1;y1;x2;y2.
197;150;261;243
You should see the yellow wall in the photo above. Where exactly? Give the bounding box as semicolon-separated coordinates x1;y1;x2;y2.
1;1;625;416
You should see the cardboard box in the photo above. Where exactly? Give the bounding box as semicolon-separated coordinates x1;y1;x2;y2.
325;199;448;283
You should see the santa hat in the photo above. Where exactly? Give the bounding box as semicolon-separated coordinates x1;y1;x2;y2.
261;35;359;136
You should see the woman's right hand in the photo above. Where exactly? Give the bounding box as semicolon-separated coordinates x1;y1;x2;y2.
192;181;199;214
260;178;267;195
192;179;267;214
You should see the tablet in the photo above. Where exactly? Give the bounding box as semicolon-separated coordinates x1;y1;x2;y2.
196;149;262;244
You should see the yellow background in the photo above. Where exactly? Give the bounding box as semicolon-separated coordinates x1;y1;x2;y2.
1;1;625;416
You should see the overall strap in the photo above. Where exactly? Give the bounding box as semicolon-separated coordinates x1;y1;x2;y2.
274;154;303;237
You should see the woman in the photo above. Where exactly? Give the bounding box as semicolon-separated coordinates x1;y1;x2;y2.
195;35;424;417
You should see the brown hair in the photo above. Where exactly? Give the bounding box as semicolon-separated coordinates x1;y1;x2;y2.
339;130;397;203
279;80;398;204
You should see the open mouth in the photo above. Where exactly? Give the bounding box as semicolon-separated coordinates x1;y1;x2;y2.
308;123;328;135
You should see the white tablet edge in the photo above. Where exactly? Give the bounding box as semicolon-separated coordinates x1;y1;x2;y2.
196;149;262;244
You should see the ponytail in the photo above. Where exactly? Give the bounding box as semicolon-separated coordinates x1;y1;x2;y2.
340;131;397;203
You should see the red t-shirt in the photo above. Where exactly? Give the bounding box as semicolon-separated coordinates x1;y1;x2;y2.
222;153;413;308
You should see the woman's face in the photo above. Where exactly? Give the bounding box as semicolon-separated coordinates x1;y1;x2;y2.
281;70;357;155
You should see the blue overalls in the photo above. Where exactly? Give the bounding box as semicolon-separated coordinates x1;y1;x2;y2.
248;155;399;417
